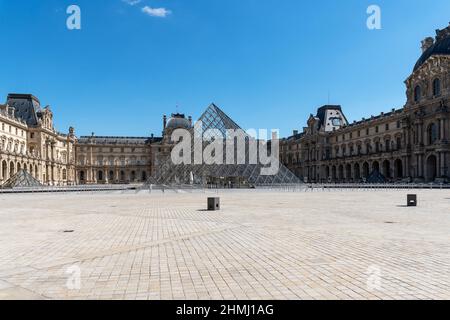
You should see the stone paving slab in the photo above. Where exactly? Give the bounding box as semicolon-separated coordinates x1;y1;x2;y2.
0;189;449;300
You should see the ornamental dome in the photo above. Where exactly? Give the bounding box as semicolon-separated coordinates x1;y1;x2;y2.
166;113;191;129
413;24;450;72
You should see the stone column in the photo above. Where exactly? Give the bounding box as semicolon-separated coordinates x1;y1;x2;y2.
440;119;445;141
440;152;446;178
419;154;424;178
437;152;441;178
404;156;410;178
419;123;424;145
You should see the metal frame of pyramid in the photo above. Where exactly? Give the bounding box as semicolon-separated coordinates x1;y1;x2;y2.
145;104;301;187
1;169;43;189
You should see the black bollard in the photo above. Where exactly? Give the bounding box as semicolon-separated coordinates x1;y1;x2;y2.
208;197;220;211
407;194;417;207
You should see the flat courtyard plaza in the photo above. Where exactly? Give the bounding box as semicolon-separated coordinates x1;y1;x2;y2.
0;189;449;300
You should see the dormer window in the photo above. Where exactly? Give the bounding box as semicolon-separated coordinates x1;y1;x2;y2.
414;85;422;102
433;78;441;96
331;118;342;126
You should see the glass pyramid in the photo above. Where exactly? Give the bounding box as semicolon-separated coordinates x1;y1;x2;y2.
146;104;301;187
2;169;43;189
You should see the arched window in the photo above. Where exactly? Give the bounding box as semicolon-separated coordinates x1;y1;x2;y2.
396;137;402;150
385;140;391;152
428;123;438;145
433;78;441;96
62;169;67;180
414;85;421;102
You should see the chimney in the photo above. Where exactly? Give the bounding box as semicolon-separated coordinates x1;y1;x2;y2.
188;116;192;126
421;37;434;53
163;115;167;129
293;130;298;136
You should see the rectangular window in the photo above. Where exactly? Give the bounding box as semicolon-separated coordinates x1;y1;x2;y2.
375;126;379;133
397;121;401;129
385;123;389;131
366;128;369;135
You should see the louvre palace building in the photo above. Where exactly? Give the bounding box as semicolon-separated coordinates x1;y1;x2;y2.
281;23;450;183
1;23;449;186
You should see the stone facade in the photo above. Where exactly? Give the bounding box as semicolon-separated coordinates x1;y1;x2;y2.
74;113;191;185
0;92;191;186
74;136;158;184
0;94;76;186
280;24;450;183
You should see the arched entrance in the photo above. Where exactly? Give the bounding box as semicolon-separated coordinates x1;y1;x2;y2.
362;162;370;179
1;160;7;180
98;170;104;182
345;164;352;181
382;160;391;179
426;155;437;182
109;171;114;182
394;159;403;180
354;163;361;181
9;161;15;177
372;161;380;173
79;171;85;182
331;166;337;181
338;165;344;181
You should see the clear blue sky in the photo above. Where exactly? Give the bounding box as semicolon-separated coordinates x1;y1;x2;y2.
0;0;449;137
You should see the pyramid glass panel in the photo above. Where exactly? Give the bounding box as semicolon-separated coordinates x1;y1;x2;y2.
2;170;43;189
145;104;302;187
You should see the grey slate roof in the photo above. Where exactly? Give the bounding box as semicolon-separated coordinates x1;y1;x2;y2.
414;25;450;71
6;94;41;126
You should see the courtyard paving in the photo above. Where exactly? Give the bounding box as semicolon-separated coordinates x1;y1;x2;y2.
0;189;449;300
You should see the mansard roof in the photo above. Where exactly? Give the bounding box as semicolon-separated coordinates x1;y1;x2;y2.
78;136;162;145
315;105;345;128
6;93;41;126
